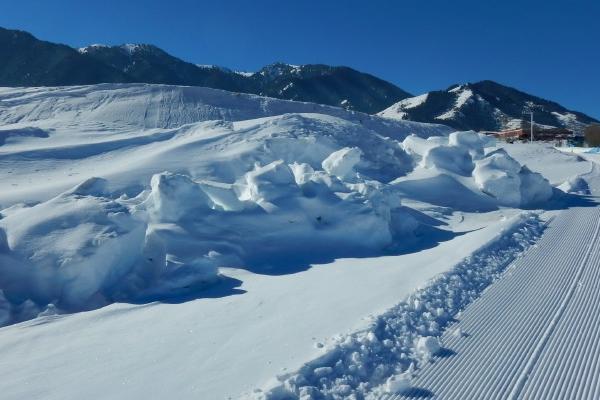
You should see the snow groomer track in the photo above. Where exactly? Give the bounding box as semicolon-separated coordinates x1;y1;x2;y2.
393;205;600;400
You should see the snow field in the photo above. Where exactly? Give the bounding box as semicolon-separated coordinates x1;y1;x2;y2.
0;85;558;327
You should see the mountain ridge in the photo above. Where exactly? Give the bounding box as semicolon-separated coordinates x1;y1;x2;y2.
0;27;410;114
1;26;596;127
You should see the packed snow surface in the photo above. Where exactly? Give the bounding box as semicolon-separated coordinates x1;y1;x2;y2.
0;84;586;399
256;214;546;399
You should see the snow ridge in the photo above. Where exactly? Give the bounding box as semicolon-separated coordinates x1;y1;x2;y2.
256;214;546;399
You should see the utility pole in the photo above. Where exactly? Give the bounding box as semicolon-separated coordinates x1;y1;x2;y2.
530;111;534;142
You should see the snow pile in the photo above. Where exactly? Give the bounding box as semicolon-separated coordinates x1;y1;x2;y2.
448;130;488;159
0;141;419;324
400;135;447;161
403;131;488;175
400;134;553;208
0;178;147;320
0;115;557;326
255;214;546;400
474;149;553;207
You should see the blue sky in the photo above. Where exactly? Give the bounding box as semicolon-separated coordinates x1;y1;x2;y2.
1;0;598;118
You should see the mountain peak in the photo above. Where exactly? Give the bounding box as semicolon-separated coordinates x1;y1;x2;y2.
379;80;598;133
257;62;303;78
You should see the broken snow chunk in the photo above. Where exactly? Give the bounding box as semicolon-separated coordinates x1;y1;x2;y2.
401;134;447;160
416;336;441;358
422;145;474;176
385;371;412;394
237;160;298;204
313;367;333;378
448;130;485;159
146;172;213;222
322;147;362;179
198;180;246;211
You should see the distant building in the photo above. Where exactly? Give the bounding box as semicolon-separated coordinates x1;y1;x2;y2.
482;120;576;145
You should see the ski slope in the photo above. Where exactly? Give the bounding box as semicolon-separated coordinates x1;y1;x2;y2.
389;201;600;398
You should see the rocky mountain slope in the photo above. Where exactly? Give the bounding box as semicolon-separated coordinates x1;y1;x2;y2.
379;80;598;133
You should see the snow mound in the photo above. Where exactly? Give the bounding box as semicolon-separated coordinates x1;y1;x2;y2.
401;134;447;161
404;131;493;176
0;180;147;313
474;149;553;207
0;147;421;325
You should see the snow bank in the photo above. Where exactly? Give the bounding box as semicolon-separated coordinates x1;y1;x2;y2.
0;119;557;327
0;151;421;326
255;214;546;400
401;138;554;209
0;84;452;139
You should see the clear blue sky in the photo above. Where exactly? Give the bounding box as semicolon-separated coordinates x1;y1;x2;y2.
1;0;598;118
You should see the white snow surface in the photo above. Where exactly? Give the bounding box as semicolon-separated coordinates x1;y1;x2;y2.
0;85;584;400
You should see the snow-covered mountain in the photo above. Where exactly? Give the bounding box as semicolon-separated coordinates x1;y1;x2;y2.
379;80;598;133
0;27;411;114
